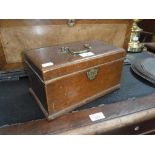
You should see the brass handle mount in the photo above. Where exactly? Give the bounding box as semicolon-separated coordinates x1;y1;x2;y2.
61;44;92;55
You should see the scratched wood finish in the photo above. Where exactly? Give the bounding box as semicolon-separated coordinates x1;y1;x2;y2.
0;19;132;64
0;93;155;135
24;40;126;120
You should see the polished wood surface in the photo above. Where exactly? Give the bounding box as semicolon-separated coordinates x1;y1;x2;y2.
0;19;132;65
0;93;155;135
25;40;125;119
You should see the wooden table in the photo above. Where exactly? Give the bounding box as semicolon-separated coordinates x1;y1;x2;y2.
0;52;155;135
0;93;155;134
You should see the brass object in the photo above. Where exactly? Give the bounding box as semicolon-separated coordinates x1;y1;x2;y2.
83;43;92;49
68;19;76;27
61;44;92;55
87;68;99;80
128;19;144;52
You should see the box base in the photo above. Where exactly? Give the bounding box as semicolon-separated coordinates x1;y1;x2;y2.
29;84;120;120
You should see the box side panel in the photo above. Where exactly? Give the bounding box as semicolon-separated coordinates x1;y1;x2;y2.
26;65;49;112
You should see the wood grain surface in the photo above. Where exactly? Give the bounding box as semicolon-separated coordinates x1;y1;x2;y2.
0;19;132;65
25;40;125;119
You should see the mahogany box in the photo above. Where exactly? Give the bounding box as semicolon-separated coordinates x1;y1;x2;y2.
24;40;126;120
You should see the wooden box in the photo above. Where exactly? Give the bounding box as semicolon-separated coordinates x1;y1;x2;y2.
24;40;126;120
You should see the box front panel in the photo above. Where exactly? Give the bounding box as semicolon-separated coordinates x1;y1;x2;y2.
46;58;124;114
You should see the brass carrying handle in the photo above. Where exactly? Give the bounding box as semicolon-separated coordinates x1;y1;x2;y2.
61;44;92;55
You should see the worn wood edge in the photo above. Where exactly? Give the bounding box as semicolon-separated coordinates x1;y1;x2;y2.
24;60;44;83
30;84;120;120
29;88;49;118
59;107;155;135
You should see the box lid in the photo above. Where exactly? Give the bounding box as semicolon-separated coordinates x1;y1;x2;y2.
24;40;126;82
